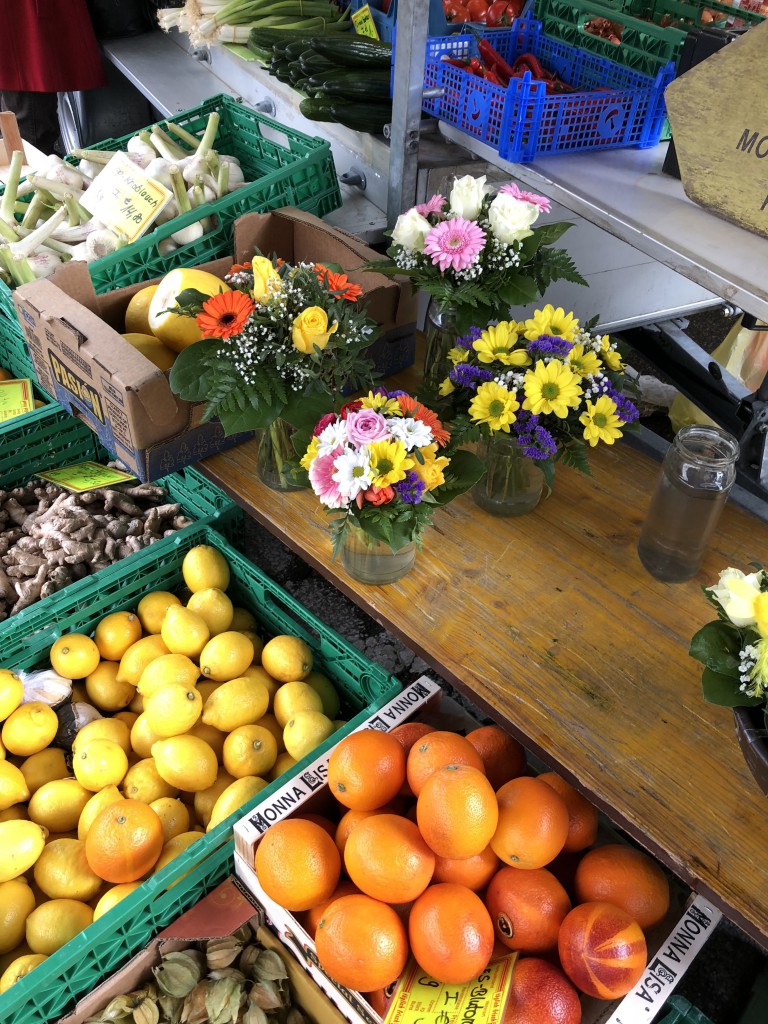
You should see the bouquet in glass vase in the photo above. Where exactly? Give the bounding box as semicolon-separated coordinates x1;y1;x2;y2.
364;174;587;395
437;305;640;515
296;389;484;584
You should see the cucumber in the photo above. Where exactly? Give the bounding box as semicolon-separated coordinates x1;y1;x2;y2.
307;69;391;100
309;35;392;68
284;39;316;61
328;102;392;134
248;27;347;53
298;51;336;76
299;97;337;123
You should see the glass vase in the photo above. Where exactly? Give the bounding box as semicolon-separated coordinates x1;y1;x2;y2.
472;436;544;517
257;416;304;491
423;298;459;397
339;525;416;586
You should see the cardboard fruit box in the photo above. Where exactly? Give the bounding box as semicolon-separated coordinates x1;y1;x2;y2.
11;208;417;482
57;876;348;1024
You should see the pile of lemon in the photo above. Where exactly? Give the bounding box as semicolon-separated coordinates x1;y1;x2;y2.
122;268;230;369
0;544;343;994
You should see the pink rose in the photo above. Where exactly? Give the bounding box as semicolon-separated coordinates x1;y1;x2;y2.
345;409;390;447
313;412;337;436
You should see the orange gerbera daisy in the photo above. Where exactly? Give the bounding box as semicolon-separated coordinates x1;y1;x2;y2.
315;264;363;302
397;395;450;447
229;260;252;273
197;291;254;339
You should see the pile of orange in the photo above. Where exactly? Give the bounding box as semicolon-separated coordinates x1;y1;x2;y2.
253;722;671;1024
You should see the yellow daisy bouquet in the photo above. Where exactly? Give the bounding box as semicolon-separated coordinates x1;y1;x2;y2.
436;304;640;490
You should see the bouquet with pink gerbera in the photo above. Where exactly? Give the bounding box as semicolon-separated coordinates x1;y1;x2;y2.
365;174;586;334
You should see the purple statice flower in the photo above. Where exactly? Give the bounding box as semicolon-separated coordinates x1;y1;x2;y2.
456;326;484;350
385;389;408;399
395;470;425;505
613;394;639;424
450;363;493;390
527;334;574;360
513;410;557;460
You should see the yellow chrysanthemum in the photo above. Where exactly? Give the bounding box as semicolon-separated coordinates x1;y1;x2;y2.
567;343;603;378
300;435;321;471
360;391;402;416
600;336;624;371
579;395;624;447
438;377;456;397
754;592;768;637
523;360;582;418
411;443;450;491
523;305;579;342
468;381;519;433
448;346;468;365
473;322;530;367
367;439;414;487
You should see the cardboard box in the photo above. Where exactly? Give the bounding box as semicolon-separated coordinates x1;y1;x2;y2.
58;876;348;1024
11;208;418;482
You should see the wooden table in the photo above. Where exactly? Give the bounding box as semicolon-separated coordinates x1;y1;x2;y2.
200;366;768;951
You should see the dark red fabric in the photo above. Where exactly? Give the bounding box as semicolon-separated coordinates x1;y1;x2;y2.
0;0;106;92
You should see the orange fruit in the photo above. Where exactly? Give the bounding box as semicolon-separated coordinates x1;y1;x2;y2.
344;814;435;904
557;901;648;999
255;817;341;912
315;893;408;992
538;772;599;854
335;808;385;857
490;777;569;870
484;866;571;954
299;879;361;940
389;721;436;796
327;730;406;811
416;764;498;860
432;846;500;892
573;844;670;931
465;725;527;790
408;883;494;985
501;957;582;1024
300;814;338;841
406;731;485;797
84;799;164;883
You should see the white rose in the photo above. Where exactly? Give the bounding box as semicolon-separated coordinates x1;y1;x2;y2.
391;209;432;252
449;174;486;220
487;192;540;244
708;567;762;627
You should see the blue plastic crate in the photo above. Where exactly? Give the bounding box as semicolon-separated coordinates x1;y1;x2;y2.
422;15;673;161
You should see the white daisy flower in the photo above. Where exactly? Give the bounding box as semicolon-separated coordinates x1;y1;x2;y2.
388;416;434;450
317;421;348;454
332;448;372;499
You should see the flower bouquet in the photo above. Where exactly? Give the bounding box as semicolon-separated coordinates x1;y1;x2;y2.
297;390;484;583
436;305;639;513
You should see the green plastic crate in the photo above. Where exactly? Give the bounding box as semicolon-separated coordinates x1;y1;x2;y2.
0;524;400;1024
657;995;714;1023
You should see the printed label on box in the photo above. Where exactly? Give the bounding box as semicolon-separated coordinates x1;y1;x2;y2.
36;462;137;492
80;151;173;244
0;377;35;421
386;956;517;1024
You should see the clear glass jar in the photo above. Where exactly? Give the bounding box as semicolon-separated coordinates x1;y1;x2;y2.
257;416;304;491
422;298;458;397
472;435;545;517
637;424;740;583
340;525;416;586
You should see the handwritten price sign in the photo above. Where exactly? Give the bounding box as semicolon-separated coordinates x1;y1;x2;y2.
80;152;173;244
36;462;138;493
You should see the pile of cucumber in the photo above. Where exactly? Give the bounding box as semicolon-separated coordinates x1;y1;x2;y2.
247;29;393;134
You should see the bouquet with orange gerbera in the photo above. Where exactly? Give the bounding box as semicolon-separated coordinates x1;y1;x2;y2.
167;252;378;435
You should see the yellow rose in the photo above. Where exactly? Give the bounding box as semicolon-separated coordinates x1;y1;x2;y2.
411;444;450;491
755;592;768;637
292;306;338;353
251;256;281;301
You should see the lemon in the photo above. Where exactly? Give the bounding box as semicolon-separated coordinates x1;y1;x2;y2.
182;544;231;594
73;718;131;758
186;588;234;637
268;752;297;782
92;881;141;921
149;797;190;843
2;703;58;756
0;762;30;811
151;736;218;792
77;786;123;841
121;758;178;803
255;712;285;753
113;710;138;732
137;591;182;634
222;725;277;779
272;681;324;729
73;739;129;792
129;713;165;759
27;778;89;836
94;611;143;662
0;806;28;823
0;879;36;954
143;685;202;738
152;831;203;874
0;670;23;722
261;635;313;683
50;634;101;679
201;676;269;733
148;269;230;352
184;721;226;762
0;953;47;993
121;333;177;371
196;679;221;703
117;634;170;687
0;820;47;881
241;665;280;708
199;632;254;683
124;284;159;335
84;661;136;713
240;631;264;663
207;777;268;833
161;606;210;659
192;768;236;829
137;653;199;697
283;710;335;761
230;607;258;632
128;690;145;715
19;748;69;797
26;898;93;955
33;838;102;901
303;671;341;719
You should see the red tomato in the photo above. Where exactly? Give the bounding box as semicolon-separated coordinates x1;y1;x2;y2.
466;0;490;21
443;0;468;20
486;0;525;25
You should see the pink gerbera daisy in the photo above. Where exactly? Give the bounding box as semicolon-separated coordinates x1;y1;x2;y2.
308;446;346;508
499;182;552;213
424;217;486;272
415;194;446;217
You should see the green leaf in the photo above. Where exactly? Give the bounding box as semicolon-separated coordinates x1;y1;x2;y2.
689;621;742;674
217;392;284;433
431;449;486;504
498;276;539;308
701;667;762;707
522;221;574;254
168;339;220;402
